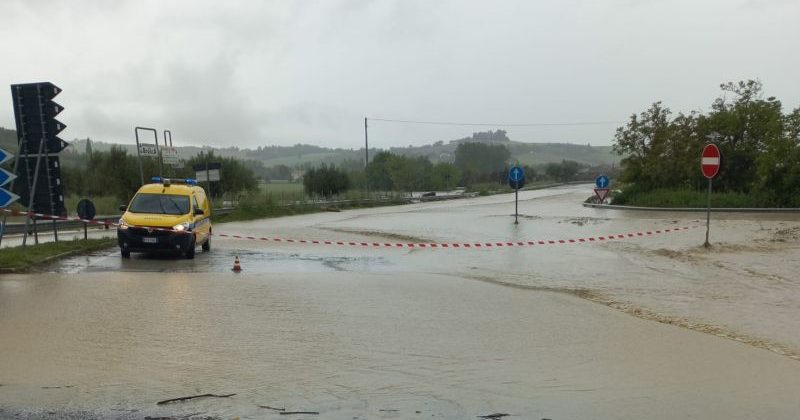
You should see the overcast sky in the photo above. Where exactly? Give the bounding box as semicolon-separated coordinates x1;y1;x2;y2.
1;0;798;149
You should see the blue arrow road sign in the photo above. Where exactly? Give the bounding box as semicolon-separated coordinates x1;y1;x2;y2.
0;148;13;165
509;166;524;182
595;175;610;189
0;188;20;208
0;168;16;187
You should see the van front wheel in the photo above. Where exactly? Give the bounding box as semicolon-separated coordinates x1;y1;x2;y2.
185;238;196;259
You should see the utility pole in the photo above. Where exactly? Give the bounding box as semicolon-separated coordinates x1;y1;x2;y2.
364;117;369;196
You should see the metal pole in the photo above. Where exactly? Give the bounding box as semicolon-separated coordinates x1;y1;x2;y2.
206;154;211;201
155;129;162;180
135;127;158;185
364;118;369;168
135;128;144;185
514;182;519;225
22;131;46;247
364;117;369;196
35;84;58;243
164;130;172;177
704;178;712;247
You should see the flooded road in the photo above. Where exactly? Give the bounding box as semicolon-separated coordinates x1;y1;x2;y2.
2;185;800;419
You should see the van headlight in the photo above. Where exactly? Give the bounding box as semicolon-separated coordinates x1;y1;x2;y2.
118;219;129;230
173;223;191;232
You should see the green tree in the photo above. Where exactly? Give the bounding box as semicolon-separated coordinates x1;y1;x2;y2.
454;142;510;183
430;162;461;190
303;164;350;197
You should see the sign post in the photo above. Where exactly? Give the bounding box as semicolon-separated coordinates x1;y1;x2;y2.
508;165;525;224
701;144;721;247
76;198;96;240
594;174;610;204
134;127;159;186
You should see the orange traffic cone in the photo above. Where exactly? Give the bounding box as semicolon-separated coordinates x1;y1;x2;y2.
232;255;242;272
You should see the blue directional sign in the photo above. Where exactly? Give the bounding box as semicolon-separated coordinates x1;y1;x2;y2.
595;174;610;189
0;148;12;166
0;168;16;187
0;188;19;208
509;166;524;182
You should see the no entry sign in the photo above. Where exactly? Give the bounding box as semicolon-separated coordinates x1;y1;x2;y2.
701;144;721;179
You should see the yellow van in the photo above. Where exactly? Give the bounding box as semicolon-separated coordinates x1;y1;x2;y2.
117;177;212;259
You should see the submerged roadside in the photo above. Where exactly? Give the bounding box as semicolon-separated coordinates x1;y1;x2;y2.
0;238;116;273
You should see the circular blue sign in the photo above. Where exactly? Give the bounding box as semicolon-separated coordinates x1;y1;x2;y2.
508;166;524;183
595;175;610;189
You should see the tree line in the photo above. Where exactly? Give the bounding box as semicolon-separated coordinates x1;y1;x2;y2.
302;142;595;196
613;80;800;206
62;147;258;202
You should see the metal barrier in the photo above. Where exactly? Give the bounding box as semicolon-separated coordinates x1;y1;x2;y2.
1;208;234;236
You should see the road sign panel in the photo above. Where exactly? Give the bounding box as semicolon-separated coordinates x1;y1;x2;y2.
195;169;221;182
507;166;525;189
138;143;159;157
192;162;222;171
0;188;20;208
12;155;66;216
11;82;61;100
17;136;70;155
0;168;16;187
0;148;13;165
595;175;610;189
594;188;610;203
701;144;721;179
161;146;180;165
77;198;96;220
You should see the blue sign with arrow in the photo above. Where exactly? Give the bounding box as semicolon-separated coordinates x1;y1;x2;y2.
509;166;524;183
0;188;19;208
595;174;610;189
0;147;19;208
0;168;16;187
0;148;12;166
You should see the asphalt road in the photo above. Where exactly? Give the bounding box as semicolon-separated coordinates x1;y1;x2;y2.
2;184;800;419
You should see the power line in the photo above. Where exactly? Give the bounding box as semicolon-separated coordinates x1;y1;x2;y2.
367;117;624;127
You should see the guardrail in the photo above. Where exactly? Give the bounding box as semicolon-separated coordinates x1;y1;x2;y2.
1;208;235;236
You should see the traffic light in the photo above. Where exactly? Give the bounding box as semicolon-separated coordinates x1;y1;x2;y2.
10;82;67;216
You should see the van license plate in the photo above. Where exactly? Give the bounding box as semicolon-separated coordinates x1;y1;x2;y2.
142;237;157;244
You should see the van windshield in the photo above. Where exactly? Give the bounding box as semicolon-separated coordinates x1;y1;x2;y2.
128;193;190;215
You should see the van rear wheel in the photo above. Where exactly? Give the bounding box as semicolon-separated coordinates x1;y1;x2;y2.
202;238;210;252
121;249;130;258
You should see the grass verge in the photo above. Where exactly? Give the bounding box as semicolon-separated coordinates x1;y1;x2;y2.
612;188;773;208
0;238;116;273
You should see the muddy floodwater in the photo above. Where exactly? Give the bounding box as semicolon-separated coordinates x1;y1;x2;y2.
2;185;800;419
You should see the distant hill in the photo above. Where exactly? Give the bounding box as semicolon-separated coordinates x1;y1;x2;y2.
0;126;621;169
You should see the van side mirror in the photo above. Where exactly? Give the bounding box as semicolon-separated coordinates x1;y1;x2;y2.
119;205;127;212
194;207;204;216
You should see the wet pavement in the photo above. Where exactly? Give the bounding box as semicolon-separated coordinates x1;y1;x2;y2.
2;184;800;419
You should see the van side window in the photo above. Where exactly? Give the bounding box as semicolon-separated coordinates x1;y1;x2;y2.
193;196;200;212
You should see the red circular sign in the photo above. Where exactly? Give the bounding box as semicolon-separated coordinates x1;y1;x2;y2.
701;144;721;179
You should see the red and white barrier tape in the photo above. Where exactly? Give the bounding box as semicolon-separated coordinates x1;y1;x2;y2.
2;207;700;249
214;226;700;248
2;208;115;227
